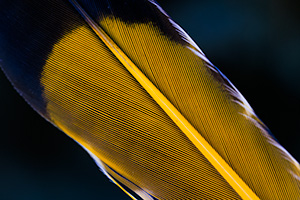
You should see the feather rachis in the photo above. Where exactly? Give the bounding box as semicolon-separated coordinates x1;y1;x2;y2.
70;2;258;199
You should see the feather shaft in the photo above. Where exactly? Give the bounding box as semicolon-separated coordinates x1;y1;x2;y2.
70;0;259;199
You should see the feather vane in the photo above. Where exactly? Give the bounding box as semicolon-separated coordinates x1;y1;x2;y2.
0;0;300;199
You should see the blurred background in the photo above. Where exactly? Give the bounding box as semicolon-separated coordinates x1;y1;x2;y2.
0;0;299;199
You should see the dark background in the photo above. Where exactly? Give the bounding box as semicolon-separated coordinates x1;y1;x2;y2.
0;0;299;199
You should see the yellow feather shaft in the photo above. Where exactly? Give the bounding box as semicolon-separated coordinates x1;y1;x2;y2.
70;0;259;199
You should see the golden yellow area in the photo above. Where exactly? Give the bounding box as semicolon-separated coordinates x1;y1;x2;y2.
41;16;300;199
41;24;240;199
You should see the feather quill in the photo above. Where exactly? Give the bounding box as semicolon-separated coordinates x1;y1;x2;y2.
0;0;299;199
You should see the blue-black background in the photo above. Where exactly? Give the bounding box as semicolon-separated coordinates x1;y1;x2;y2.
0;0;299;199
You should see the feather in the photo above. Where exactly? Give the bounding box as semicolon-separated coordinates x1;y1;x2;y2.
0;0;299;199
